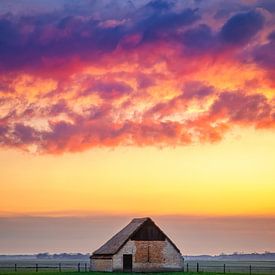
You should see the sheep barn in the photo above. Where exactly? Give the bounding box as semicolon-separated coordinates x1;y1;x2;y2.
90;217;184;272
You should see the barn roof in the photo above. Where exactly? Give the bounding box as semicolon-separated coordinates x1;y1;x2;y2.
91;217;181;257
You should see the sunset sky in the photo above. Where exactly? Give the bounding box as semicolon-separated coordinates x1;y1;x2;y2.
0;0;275;254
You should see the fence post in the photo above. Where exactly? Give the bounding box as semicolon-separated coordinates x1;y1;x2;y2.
249;265;252;275
36;263;38;272
187;263;189;273
197;262;199;272
85;263;87;272
15;264;17;272
224;264;226;273
78;263;80;272
59;263;61;272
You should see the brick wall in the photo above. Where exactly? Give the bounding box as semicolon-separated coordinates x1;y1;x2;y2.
90;258;113;272
112;239;183;272
135;241;165;263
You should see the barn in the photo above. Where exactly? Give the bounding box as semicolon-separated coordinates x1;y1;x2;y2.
90;217;184;272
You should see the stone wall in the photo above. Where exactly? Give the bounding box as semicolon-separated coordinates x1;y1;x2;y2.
112;240;135;271
90;258;113;272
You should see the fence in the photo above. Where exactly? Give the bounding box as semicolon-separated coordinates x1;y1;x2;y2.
0;262;89;273
0;261;275;274
183;262;275;274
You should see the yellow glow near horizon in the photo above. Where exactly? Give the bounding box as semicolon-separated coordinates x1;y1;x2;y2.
1;127;275;217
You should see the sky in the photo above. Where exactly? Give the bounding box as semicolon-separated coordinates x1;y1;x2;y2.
0;0;275;254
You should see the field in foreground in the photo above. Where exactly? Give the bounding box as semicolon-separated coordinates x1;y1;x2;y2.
0;272;270;275
1;260;274;274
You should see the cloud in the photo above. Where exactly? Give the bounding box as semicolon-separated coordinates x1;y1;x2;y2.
48;100;69;116
182;82;214;100
182;24;216;54
145;0;174;11
0;15;125;73
0;125;7;136
257;0;275;13
137;74;156;89
139;8;200;42
13;123;38;144
0;0;274;154
0;3;200;74
220;10;264;45
253;32;275;70
268;31;275;41
84;80;133;99
210;92;274;127
0;89;274;154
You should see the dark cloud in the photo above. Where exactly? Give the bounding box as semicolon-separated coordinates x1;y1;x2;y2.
182;24;216;54
213;1;251;20
210;92;272;124
139;8;200;42
220;10;264;45
41;116;191;154
0;125;7;136
13;123;38;144
145;0;174;11
49;100;69;116
2;2;266;76
268;31;275;41
0;14;125;72
253;32;275;71
0;18;19;47
182;82;214;99
0;18;22;69
137;74;156;89
84;80;133;99
0;3;201;73
257;0;275;13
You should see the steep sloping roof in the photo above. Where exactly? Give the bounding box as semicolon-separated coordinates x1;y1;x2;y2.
91;217;181;257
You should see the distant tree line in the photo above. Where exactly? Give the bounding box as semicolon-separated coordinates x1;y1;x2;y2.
184;252;275;261
1;252;275;261
36;253;90;260
0;253;90;260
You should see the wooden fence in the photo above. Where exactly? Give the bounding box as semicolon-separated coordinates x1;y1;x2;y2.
0;262;275;274
0;262;88;272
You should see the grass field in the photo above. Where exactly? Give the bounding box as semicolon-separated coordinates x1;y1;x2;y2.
0;272;264;275
0;272;269;275
1;260;275;275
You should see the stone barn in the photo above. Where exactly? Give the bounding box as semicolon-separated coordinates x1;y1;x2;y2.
90;217;184;272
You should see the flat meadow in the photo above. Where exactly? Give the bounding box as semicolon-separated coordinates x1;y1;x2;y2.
1;260;275;275
0;272;271;275
0;272;273;275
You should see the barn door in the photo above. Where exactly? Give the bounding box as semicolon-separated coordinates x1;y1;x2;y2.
123;254;132;272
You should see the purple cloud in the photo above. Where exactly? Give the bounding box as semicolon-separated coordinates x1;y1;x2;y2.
220;10;264;45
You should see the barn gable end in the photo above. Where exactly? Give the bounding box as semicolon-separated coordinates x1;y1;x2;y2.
131;219;166;241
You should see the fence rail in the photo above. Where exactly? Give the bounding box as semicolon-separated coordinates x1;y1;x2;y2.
0;263;89;272
183;262;275;274
0;262;275;274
